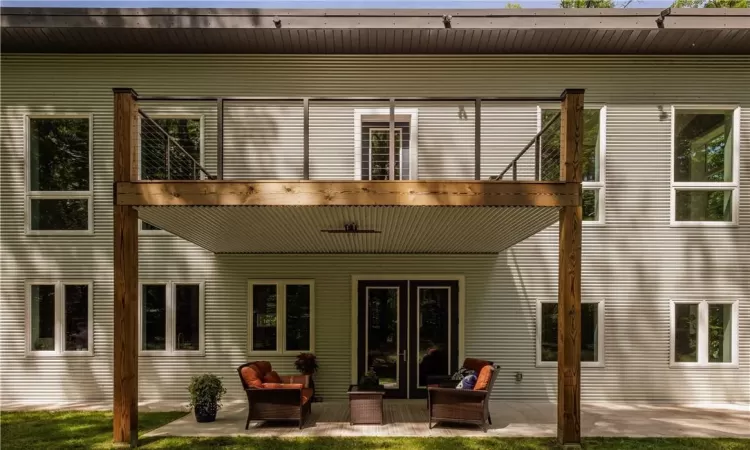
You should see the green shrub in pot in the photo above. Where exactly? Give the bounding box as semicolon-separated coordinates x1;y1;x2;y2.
188;374;226;423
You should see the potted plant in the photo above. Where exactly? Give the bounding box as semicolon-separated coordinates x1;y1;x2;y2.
358;368;380;390
294;352;319;400
188;374;226;423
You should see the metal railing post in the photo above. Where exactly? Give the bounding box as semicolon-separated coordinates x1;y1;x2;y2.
303;98;310;180
217;98;224;180
475;99;481;180
512;161;517;181
165;136;171;180
389;98;396;181
534;135;541;181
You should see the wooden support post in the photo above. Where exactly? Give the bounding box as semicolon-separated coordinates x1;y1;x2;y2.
557;88;584;447
112;88;139;447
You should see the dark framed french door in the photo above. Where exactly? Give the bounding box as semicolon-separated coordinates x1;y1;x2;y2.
408;280;459;399
357;280;409;399
357;279;459;399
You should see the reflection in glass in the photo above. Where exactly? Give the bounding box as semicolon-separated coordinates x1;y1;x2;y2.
252;285;277;351
142;285;167;351
367;288;399;389
285;284;311;352
674;111;733;183
64;284;89;351
30;199;88;230
674;303;698;363
583;189;598;221
31;285;56;351
29;118;90;192
417;288;450;387
175;284;200;351
708;304;732;363
540;109;601;182
541;303;599;362
675;190;732;222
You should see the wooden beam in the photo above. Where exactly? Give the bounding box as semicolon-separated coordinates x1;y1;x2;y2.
557;88;584;447
115;180;580;207
112;88;139;447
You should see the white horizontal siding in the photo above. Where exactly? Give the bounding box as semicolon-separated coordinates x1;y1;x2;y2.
1;55;749;405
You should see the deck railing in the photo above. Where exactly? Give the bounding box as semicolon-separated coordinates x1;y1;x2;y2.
137;95;565;183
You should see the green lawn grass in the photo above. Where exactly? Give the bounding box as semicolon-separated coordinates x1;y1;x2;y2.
1;411;748;450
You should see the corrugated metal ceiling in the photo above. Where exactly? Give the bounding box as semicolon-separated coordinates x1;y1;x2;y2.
137;205;560;254
2;8;749;55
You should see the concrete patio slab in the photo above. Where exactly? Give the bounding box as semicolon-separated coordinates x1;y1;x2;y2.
143;400;750;439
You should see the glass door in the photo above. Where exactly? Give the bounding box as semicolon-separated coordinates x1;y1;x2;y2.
408;280;459;399
357;280;408;398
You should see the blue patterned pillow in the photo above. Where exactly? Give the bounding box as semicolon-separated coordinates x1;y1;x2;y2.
456;373;477;390
451;367;475;381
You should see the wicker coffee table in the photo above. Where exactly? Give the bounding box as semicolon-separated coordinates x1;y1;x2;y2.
348;385;385;425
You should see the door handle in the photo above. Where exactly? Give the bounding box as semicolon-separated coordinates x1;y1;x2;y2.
399;350;406;362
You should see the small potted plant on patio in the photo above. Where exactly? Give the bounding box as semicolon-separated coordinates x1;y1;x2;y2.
295;352;319;400
188;373;227;423
358;368;380;391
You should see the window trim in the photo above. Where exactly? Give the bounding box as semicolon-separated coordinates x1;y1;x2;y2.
535;298;605;368
24;114;94;235
247;279;315;356
670;105;741;227
669;299;739;368
137;114;205;234
138;280;205;356
25;280;94;357
353;108;419;180
537;105;607;225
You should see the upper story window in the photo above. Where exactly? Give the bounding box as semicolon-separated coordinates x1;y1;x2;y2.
248;280;314;355
26;116;92;234
27;281;93;356
139;116;203;231
140;281;204;355
354;109;418;181
537;299;604;367
671;107;740;226
671;300;738;367
540;106;606;224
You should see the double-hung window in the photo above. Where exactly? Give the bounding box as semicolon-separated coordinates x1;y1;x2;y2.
671;107;740;225
139;116;203;231
248;280;314;355
537;299;605;367
671;300;738;367
540;106;606;223
27;281;93;356
26;116;93;233
140;281;204;355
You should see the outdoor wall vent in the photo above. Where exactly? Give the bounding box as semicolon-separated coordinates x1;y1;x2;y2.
321;222;381;234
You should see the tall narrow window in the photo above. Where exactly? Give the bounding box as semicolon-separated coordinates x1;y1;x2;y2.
139;116;202;231
27;281;92;355
140;282;204;355
671;300;738;366
27;116;92;233
538;300;604;366
672;107;739;225
249;281;314;355
540;107;606;223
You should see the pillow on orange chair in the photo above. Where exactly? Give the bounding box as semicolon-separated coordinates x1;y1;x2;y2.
240;365;264;388
263;370;282;384
474;365;494;391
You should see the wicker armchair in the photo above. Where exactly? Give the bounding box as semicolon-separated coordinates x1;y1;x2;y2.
427;364;498;432
237;361;313;429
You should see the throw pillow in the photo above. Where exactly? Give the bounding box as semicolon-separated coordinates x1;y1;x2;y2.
456;373;477;390
451;367;474;381
263;370;282;384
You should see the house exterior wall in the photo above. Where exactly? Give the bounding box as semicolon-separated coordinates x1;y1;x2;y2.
1;55;748;405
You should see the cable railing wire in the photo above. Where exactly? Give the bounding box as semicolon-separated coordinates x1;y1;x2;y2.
138;109;215;181
492;111;562;181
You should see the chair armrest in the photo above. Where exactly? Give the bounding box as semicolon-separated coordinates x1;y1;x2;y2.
279;374;311;387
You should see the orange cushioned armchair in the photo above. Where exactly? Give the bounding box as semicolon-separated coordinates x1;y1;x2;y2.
427;358;498;432
237;361;313;429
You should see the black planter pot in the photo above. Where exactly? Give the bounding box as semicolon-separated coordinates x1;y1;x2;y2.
194;403;218;423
